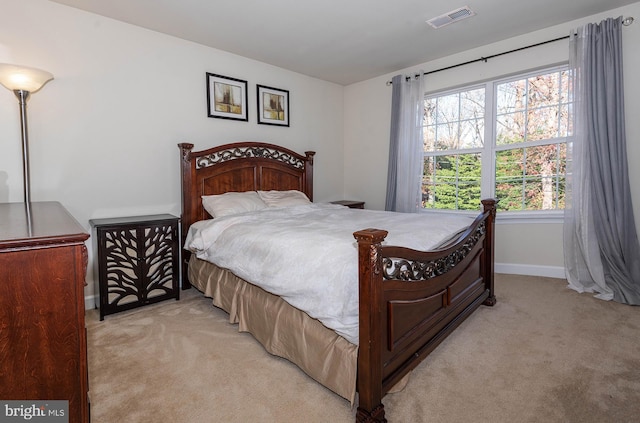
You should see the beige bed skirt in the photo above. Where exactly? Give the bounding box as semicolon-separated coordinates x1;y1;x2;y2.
188;256;358;404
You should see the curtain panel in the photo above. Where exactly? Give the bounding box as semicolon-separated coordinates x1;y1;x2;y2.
564;17;640;305
385;73;425;213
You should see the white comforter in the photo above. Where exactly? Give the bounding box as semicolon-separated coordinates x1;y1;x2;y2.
188;203;475;345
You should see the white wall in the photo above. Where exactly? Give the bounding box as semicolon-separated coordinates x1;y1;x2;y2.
344;3;640;278
0;0;345;304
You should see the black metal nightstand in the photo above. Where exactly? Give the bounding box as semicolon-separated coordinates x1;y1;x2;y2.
90;214;181;320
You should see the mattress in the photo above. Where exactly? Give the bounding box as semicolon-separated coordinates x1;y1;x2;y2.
187;203;475;345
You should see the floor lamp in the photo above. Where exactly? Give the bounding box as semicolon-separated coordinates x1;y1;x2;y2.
0;63;54;226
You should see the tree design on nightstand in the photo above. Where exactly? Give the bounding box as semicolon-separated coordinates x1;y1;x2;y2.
143;224;176;298
104;228;139;306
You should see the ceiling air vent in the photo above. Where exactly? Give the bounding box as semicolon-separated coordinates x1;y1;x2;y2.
426;6;476;29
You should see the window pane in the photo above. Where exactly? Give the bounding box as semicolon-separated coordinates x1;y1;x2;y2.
422;156;435;207
497;80;526;114
435;93;460;151
556;175;566;209
426;88;485;152
457;183;482;210
460;119;484;148
423;156;435;179
424;98;437;126
496;148;524;211
495;144;566;211
497;70;568;147
437;94;460;123
495;181;523;211
524;179;543;210
457;154;482;210
526;106;559;141
422;153;481;210
496;112;525;145
559;70;571;104
527;73;560;109
460;89;484;119
559;104;570;137
424;125;436;151
436;122;459;150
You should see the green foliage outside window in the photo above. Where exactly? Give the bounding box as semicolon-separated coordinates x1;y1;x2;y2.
422;154;481;210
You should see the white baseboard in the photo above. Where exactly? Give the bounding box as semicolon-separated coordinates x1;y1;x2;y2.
85;295;97;311
495;263;566;279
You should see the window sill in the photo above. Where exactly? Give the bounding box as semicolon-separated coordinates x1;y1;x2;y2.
419;209;564;224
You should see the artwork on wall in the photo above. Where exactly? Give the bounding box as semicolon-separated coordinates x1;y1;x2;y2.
257;84;289;127
206;73;248;121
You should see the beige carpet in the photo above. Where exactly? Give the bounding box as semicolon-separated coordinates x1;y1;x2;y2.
86;274;640;423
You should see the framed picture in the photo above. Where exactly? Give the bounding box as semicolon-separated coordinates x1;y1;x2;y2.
206;73;248;121
257;85;289;126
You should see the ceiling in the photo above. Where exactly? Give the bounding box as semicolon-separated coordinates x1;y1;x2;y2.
49;0;637;85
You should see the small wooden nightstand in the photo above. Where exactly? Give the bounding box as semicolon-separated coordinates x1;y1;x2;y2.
90;214;180;320
331;200;365;209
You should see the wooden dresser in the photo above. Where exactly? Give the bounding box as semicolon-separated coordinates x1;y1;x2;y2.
0;202;90;423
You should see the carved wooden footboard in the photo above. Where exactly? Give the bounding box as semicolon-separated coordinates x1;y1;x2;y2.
354;199;496;422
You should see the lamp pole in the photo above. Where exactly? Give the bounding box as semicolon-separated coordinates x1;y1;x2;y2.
15;89;32;206
14;89;34;230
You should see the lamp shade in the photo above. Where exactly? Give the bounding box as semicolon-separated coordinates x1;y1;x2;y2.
0;63;53;93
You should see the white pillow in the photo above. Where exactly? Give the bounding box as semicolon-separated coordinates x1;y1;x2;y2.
257;190;311;207
201;191;267;217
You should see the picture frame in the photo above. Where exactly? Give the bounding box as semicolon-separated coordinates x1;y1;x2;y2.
206;73;248;121
257;85;289;126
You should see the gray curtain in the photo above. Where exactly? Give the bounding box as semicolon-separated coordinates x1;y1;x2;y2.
564;17;640;305
385;73;425;212
385;75;403;211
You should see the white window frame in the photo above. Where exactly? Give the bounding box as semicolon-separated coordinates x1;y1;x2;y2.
420;64;569;224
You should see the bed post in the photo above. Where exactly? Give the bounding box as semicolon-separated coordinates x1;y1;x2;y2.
178;142;195;289
481;198;497;306
304;151;315;201
353;228;389;423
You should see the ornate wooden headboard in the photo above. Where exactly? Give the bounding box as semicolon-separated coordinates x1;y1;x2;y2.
178;142;315;286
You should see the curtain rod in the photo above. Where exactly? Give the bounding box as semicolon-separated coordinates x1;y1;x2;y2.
386;16;634;85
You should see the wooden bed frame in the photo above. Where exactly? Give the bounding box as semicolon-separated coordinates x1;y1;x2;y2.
178;141;497;423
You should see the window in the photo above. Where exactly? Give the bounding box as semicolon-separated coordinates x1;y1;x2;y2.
422;66;569;214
